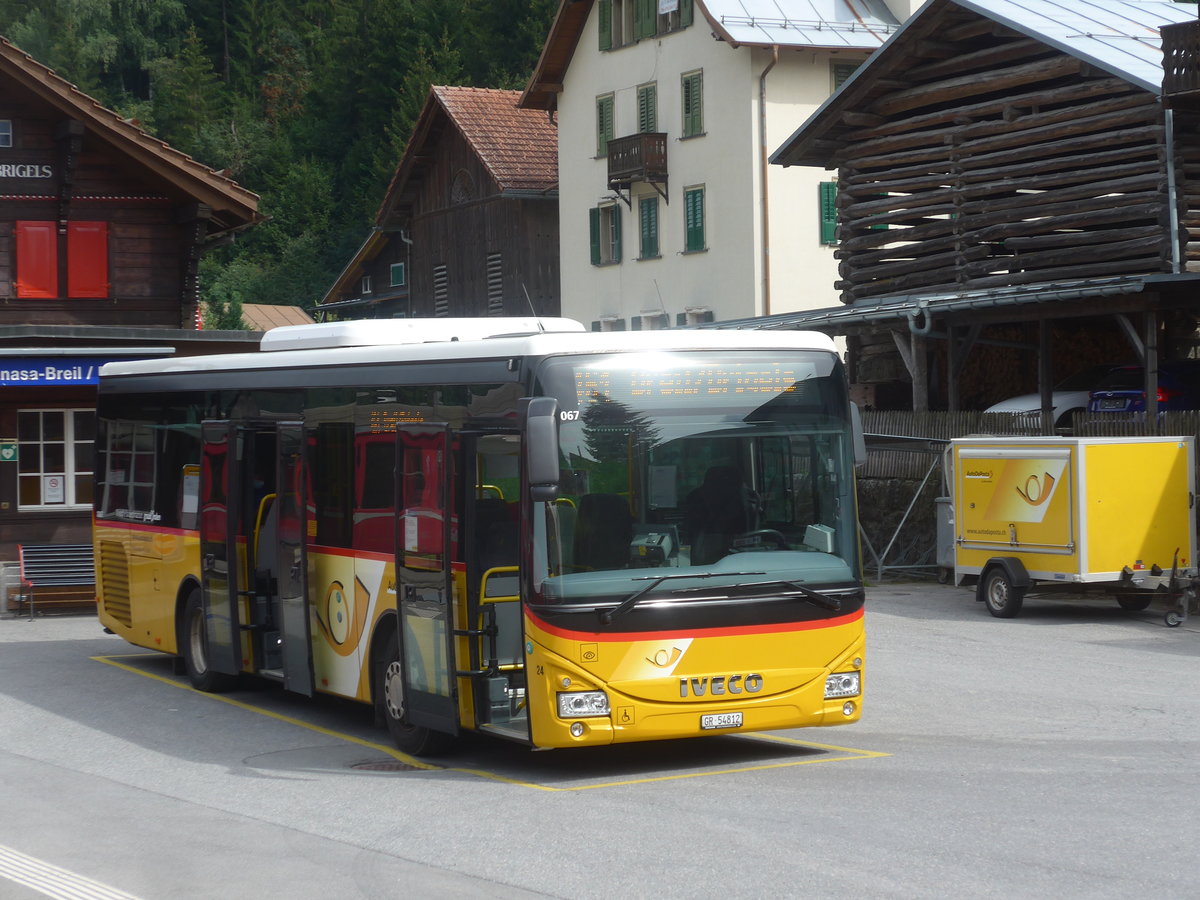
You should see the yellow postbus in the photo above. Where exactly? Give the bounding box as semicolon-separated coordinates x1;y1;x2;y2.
93;318;866;754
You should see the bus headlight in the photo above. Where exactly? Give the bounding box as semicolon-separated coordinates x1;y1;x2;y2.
557;691;610;718
825;672;860;699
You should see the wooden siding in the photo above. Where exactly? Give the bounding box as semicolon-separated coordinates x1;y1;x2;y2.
829;6;1177;305
0;90;194;327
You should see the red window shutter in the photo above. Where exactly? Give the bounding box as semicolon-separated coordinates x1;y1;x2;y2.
15;221;57;299
67;221;109;298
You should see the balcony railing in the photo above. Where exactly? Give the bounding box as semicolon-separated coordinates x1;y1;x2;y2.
1162;20;1200;97
607;132;668;196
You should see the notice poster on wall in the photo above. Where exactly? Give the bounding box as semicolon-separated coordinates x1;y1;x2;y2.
659;0;678;11
43;474;64;504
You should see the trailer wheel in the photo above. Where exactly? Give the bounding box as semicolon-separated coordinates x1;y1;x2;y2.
1165;610;1183;627
1116;595;1152;612
982;567;1024;618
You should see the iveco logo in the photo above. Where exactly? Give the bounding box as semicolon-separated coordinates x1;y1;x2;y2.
679;674;764;697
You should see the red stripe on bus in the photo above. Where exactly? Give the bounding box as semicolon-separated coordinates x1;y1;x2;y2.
525;606;863;642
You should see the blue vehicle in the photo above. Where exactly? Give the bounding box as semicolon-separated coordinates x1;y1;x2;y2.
1088;361;1200;413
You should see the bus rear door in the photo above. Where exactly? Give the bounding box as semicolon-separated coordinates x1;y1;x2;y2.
199;420;314;694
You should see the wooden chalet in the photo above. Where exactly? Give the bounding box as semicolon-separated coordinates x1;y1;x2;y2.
0;35;261;563
762;0;1200;418
319;86;559;321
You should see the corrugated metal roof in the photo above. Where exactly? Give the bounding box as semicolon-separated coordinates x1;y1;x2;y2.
701;0;901;48
957;0;1198;92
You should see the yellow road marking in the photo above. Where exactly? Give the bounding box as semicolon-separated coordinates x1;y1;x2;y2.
93;653;888;791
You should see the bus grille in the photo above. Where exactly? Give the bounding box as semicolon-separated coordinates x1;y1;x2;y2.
99;541;132;627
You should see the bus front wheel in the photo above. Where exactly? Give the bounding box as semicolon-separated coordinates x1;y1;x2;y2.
376;631;454;757
982;567;1025;619
179;589;237;692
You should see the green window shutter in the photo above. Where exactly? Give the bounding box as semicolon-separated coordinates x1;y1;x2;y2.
684;187;705;252
635;0;656;39
638;84;657;133
590;207;601;265
682;71;702;137
598;0;612;50
681;0;693;27
596;95;613;156
819;181;838;245
612;205;622;262
640;196;659;258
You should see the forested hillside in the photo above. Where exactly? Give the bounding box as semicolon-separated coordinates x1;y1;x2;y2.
0;0;556;326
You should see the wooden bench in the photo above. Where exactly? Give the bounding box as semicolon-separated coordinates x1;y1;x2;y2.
14;543;96;616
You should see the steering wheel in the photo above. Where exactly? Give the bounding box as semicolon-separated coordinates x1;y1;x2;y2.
731;529;789;551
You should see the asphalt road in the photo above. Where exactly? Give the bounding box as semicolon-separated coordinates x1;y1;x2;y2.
0;583;1196;899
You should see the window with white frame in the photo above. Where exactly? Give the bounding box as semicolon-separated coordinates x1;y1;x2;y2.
0;120;11;148
361;274;372;294
18;409;94;508
390;262;406;287
589;204;622;265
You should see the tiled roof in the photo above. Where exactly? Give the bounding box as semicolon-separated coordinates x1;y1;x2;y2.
0;35;259;232
241;304;314;331
433;86;558;192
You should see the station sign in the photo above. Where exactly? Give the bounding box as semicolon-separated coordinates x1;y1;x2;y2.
0;357;120;386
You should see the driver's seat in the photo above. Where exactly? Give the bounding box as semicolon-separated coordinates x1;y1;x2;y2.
685;466;757;565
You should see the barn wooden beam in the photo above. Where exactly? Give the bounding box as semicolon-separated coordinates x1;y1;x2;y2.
869;56;1082;117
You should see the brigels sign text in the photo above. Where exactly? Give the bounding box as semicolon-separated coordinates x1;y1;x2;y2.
0;164;53;178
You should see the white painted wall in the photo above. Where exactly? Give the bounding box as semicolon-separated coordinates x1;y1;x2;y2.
557;1;915;327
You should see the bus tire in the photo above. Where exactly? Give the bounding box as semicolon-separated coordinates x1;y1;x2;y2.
179;589;237;693
982;567;1024;619
376;630;454;757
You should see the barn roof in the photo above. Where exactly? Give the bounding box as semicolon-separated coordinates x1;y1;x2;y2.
0;35;260;234
377;86;557;223
773;0;1198;167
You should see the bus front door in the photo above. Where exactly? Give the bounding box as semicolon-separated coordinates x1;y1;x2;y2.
274;422;314;696
393;424;459;737
198;420;244;679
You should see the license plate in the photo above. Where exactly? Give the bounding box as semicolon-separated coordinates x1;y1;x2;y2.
1099;398;1125;410
700;712;743;730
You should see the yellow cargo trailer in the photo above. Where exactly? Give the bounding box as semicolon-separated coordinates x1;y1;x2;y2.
948;436;1195;625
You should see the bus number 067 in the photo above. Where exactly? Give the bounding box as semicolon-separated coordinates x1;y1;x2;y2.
559;410;580;421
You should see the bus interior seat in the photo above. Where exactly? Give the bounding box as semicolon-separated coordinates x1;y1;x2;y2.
574;493;633;571
685;466;757;565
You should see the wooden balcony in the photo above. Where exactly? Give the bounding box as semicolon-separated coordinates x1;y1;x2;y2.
1162;20;1200;99
607;132;668;203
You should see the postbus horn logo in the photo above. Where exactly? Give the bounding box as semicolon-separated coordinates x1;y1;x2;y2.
1016;472;1055;507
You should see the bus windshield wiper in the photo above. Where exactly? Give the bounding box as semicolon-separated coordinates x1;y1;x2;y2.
600;571;766;624
735;579;843;611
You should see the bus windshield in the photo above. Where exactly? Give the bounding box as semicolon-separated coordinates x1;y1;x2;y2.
531;349;859;609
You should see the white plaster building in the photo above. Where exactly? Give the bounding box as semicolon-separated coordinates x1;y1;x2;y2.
521;0;917;330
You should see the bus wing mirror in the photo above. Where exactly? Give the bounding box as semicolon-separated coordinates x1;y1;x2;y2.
851;402;867;467
523;396;560;502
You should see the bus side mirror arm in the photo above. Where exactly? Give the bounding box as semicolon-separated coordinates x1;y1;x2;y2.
522;396;560;502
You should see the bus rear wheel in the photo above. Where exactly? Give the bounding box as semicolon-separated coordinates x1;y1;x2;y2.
376;631;454;757
179;589;237;692
982;568;1024;619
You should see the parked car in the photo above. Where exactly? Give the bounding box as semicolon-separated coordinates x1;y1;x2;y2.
1087;360;1200;413
984;364;1120;430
